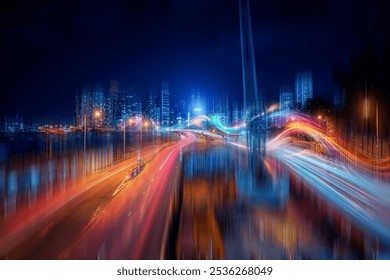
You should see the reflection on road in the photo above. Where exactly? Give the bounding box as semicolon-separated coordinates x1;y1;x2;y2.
175;140;390;259
0;129;390;259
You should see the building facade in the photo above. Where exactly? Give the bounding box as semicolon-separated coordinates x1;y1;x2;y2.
161;81;170;127
295;71;313;109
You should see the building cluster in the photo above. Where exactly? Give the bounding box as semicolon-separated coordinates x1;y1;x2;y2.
74;81;248;130
279;71;314;114
266;71;314;126
0;112;42;133
75;80;170;130
0;71;321;133
0;112;26;132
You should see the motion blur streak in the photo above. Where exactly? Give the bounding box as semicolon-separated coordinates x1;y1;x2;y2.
267;114;390;245
59;132;196;259
268;112;390;176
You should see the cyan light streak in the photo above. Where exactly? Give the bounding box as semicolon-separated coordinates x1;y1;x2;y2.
209;115;247;135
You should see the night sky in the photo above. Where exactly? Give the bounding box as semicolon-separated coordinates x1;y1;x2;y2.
1;0;389;121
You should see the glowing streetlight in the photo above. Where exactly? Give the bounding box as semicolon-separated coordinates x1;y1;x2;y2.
94;110;102;129
94;110;101;118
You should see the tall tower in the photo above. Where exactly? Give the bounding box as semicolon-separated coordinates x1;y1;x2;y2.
239;0;260;121
295;71;313;109
110;80;122;127
161;81;170;127
279;85;294;112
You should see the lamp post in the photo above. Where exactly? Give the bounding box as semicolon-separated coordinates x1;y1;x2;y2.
84;110;101;155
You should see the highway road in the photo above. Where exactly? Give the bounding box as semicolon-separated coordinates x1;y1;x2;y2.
0;132;196;259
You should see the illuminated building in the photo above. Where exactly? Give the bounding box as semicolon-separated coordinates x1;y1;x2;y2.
211;92;230;125
103;94;113;128
280;85;294;112
161;81;170;127
126;86;142;117
75;92;82;128
172;99;187;127
232;103;243;125
75;85;93;128
295;71;313;109
145;87;158;121
278;85;294;125
92;84;105;127
3;112;24;132
111;80;124;127
189;88;204;118
75;83;114;129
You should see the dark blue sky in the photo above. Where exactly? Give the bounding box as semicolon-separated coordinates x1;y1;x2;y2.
1;0;389;120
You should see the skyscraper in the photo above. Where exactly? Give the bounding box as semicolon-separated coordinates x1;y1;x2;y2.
81;85;93;128
92;84;105;127
295;71;313;109
279;85;294;112
103;93;113;128
189;87;204;117
111;80;124;127
279;85;294;124
232;103;243;124
145;87;158;121
75;84;108;129
161;81;170;127
126;86;142;117
75;91;82;128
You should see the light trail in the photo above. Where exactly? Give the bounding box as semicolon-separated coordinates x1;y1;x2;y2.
210;115;247;136
267;113;390;244
56;132;197;259
226;140;248;150
267;112;390;177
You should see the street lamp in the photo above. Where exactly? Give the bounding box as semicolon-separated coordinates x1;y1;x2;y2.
94;110;101;118
94;110;102;129
84;110;102;155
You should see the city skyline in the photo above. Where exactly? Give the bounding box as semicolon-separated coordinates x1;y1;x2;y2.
1;0;389;121
1;0;390;263
2;69;315;131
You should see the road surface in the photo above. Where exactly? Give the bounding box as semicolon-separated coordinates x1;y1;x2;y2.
0;133;196;259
